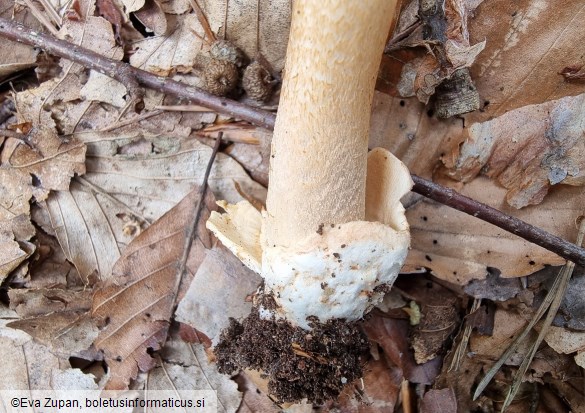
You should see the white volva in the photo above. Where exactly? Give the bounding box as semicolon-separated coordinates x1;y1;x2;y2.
207;0;411;329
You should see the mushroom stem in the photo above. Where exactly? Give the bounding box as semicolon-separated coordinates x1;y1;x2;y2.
265;0;397;248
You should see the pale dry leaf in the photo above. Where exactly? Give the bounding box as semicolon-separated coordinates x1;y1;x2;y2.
0;0;42;79
544;326;585;355
199;0;291;72
175;245;262;344
120;0;145;13
223;126;271;186
2;128;86;201
470;0;585;118
156;325;242;413
575;351;585;369
130;14;204;76
470;308;535;365
404;177;581;284
91;189;215;390
80;71;128;108
15;15;123;129
45;133;264;282
440;93;585;208
0;167;35;280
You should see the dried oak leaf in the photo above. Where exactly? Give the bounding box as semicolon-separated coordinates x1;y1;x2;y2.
91;188;215;390
440;93;585;208
421;388;458;413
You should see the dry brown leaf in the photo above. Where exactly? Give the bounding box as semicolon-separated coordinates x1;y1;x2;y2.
325;357;402;413
175;244;262;344
233;372;280;413
0;317;98;391
223;126;271;186
470;308;535;364
0;127;83;282
130;14;203;77
15;15;124;129
91;188;215;390
362;313;442;385
7;288;97;358
396;0;486;103
404;177;580;284
44;133;264;282
133;0;168;35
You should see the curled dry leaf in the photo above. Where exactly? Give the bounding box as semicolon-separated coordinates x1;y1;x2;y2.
396;0;486;104
440;93;585;209
91;188;215;390
0;127;84;281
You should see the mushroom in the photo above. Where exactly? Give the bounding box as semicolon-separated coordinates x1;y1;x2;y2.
207;0;411;329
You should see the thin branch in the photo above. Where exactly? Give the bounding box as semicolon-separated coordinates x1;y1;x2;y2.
411;175;585;266
174;133;222;302
0;18;276;130
2;17;585;267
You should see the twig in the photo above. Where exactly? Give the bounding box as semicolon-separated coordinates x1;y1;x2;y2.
174;133;222;301
411;175;585;267
2;18;585;266
0;18;276;130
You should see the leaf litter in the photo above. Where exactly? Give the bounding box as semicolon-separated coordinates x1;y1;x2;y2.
1;0;585;411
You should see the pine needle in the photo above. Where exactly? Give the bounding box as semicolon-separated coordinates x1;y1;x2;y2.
473;215;585;412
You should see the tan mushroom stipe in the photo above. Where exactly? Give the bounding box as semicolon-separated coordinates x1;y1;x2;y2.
207;0;411;329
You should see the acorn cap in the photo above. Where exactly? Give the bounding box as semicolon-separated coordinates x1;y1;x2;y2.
203;58;239;96
243;61;274;102
210;39;247;68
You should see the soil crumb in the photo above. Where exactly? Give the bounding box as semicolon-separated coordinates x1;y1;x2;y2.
215;304;369;404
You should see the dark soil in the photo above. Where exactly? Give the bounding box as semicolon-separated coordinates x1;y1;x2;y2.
215;301;369;404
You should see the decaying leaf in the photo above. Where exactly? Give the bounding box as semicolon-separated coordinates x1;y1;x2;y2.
91;188;215;389
45;132;264;282
440;93;585;208
326;357;402;413
395;0;486;105
1;127;86;201
175;244;262;344
420;388;457;413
